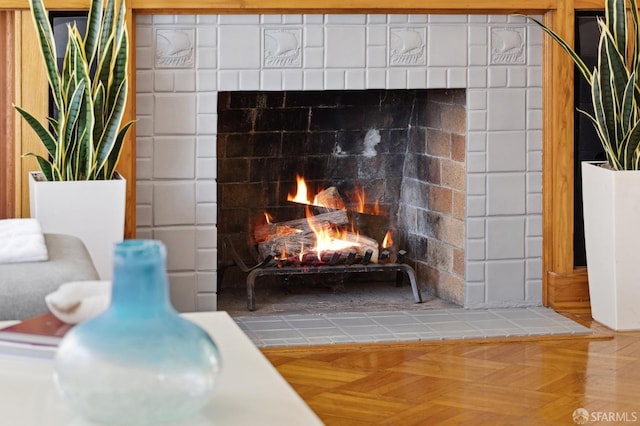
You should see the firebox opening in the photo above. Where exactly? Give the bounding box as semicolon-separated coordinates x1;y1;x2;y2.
217;88;466;307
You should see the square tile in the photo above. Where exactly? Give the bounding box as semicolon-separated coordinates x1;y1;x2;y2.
154;183;196;225
153;137;196;179
218;26;261;69
325;27;366;68
154;94;196;134
486;217;525;259
427;26;467;66
485;261;526;303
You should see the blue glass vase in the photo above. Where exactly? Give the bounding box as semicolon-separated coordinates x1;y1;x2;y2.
53;240;222;425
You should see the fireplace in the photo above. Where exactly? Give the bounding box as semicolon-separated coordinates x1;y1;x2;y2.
216;88;466;305
134;13;543;312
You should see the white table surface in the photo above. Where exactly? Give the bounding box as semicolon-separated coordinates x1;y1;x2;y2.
0;311;324;426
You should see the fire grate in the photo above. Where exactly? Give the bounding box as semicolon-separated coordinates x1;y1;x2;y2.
220;237;423;311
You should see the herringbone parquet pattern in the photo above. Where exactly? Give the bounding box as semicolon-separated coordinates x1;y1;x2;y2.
263;315;640;425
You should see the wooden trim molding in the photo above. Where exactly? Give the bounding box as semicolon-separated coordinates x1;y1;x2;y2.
547;268;591;314
0;0;558;12
18;9;48;219
0;0;601;311
542;1;577;303
0;11;16;218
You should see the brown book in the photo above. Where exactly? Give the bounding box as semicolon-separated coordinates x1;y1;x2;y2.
0;312;72;347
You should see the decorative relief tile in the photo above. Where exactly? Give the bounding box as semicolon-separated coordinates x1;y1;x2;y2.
490;26;526;64
389;27;426;66
263;28;302;68
155;28;195;68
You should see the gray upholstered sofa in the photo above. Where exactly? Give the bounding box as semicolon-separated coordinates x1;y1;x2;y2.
0;233;99;320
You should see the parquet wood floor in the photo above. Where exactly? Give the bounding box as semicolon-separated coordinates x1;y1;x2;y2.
262;314;640;425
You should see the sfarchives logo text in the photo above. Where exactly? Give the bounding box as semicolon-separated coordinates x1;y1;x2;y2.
573;408;639;424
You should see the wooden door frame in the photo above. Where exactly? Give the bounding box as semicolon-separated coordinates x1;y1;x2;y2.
0;11;16;219
0;0;600;312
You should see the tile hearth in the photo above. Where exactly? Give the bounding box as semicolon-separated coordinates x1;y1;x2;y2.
233;307;591;348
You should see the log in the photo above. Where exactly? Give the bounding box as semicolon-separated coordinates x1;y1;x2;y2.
282;209;350;231
313;186;346;210
253;209;350;244
256;210;379;263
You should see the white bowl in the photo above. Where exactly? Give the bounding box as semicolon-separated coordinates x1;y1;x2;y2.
45;281;111;324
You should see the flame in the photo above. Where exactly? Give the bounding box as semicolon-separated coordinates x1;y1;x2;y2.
355;187;366;213
382;230;393;249
264;211;273;224
287;176;386;216
288;175;312;205
351;186;385;215
305;206;360;259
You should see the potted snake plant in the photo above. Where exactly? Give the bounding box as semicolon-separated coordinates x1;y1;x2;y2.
527;0;640;330
15;0;134;280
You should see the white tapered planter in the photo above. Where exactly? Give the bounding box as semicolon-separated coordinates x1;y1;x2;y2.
582;162;640;331
29;171;126;280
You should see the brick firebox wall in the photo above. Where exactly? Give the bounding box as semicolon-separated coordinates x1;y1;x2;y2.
400;89;466;304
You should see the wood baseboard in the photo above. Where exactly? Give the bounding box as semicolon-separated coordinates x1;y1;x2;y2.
547;267;591;314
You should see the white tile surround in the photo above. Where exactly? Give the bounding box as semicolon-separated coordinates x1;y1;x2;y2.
135;14;543;312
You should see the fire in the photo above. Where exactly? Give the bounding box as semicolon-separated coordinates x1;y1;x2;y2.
306;206;360;259
288;175;313;205
352;185;384;215
356;187;366;213
382;230;393;249
277;175;386;262
288;175;386;217
264;211;273;224
372;200;381;215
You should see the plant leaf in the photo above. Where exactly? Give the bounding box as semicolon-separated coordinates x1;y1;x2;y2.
607;0;627;55
622;118;640;169
24;153;55;181
596;31;620;154
29;0;62;112
591;70;620;169
103;120;135;179
84;0;103;67
98;0;115;69
14;106;57;159
95;78;127;175
92;82;106;145
17;0;130;180
524;15;593;83
600;22;629;111
620;71;636;133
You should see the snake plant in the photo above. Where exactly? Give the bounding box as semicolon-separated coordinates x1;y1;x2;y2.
527;0;640;170
15;0;134;180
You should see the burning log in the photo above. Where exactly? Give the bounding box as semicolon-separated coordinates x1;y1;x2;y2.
257;227;379;265
253;210;350;243
313;186;346;211
255;209;379;264
255;176;391;265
